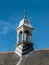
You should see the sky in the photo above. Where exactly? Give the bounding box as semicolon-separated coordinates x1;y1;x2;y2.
0;0;49;52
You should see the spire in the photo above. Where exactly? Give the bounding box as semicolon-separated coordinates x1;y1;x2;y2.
24;10;26;19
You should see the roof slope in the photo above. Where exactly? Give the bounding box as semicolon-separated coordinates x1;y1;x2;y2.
0;50;49;65
19;50;49;65
18;19;33;28
0;52;20;65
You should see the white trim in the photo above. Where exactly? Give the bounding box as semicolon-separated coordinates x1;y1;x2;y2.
15;48;22;53
15;51;22;57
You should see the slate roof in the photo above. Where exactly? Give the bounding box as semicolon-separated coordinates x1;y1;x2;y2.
20;50;49;65
0;49;49;65
0;52;20;65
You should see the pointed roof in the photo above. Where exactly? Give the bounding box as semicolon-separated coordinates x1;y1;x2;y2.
24;10;26;19
17;11;33;29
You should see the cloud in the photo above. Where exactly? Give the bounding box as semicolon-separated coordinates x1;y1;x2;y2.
0;13;20;35
0;20;13;35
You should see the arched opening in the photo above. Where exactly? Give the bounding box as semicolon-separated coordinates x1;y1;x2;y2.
24;30;31;43
28;35;30;43
19;31;22;43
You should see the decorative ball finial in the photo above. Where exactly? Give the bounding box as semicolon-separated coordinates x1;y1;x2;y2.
24;10;26;19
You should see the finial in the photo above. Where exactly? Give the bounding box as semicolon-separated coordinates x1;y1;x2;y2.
24;10;26;19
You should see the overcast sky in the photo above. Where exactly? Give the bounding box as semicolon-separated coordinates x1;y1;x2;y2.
0;0;49;52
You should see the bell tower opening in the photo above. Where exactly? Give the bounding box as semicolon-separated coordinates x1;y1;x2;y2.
24;30;31;43
15;11;34;57
19;31;22;44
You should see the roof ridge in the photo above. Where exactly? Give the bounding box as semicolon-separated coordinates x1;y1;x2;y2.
33;48;49;52
0;51;15;54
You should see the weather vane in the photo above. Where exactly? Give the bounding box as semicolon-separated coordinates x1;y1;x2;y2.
24;10;26;19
